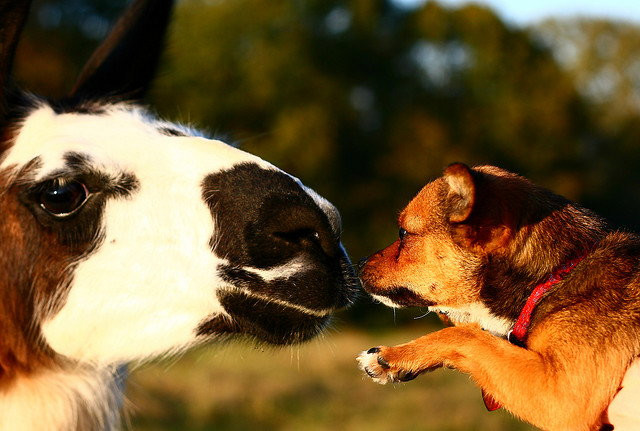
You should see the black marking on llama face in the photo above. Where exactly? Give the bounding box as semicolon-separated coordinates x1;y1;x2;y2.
203;163;340;266
201;163;357;343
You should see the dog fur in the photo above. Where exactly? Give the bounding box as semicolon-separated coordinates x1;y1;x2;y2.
357;163;640;431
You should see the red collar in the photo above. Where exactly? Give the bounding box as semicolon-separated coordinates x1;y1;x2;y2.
483;254;586;412
507;255;586;346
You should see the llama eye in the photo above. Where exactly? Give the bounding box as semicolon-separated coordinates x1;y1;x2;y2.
39;180;89;217
399;228;408;240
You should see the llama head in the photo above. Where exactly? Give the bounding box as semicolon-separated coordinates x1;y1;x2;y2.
0;0;357;369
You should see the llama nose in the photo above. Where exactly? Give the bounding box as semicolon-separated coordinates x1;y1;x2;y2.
272;228;328;253
267;206;339;257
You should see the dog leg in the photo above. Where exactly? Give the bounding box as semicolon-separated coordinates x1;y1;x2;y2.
357;324;627;431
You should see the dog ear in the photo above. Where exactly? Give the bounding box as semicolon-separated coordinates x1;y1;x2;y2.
444;163;513;252
69;0;174;101
443;163;476;223
0;0;33;117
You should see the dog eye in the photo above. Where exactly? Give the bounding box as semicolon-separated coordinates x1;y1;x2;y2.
399;228;408;240
39;180;89;217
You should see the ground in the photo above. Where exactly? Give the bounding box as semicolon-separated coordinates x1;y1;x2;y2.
126;319;534;431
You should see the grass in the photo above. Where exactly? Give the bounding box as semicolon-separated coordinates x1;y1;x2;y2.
125;320;535;431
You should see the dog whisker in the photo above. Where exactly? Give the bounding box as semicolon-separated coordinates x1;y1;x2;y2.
413;309;431;320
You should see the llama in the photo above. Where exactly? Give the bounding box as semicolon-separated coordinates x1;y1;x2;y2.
0;0;357;429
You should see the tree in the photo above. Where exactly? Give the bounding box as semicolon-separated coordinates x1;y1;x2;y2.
535;18;640;229
151;0;597;259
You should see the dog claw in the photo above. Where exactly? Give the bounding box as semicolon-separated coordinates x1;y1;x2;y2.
377;355;390;369
397;370;418;382
364;367;378;379
357;348;396;384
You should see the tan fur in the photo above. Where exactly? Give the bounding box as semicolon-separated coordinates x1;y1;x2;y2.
358;163;640;431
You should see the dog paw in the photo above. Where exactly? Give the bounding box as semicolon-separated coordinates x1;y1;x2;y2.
356;346;419;385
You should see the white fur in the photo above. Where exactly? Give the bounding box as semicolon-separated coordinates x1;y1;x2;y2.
372;292;512;336
429;303;512;337
1;103;317;365
1;104;274;177
356;350;391;385
372;293;402;308
0;366;120;431
240;257;309;282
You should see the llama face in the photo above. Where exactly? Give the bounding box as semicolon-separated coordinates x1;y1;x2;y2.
0;100;356;365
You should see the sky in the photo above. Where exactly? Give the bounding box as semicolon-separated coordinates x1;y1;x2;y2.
392;0;640;26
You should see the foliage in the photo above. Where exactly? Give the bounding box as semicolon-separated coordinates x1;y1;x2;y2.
534;18;640;228
536;18;640;129
148;0;640;263
15;0;128;96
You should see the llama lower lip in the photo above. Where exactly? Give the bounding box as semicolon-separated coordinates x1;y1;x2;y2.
198;291;330;345
195;314;241;336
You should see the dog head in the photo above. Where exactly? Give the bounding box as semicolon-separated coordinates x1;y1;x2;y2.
360;163;605;334
360;163;491;309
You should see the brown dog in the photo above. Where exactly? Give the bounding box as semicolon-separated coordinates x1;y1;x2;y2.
357;163;640;431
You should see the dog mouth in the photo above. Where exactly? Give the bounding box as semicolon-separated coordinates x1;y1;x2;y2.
371;286;435;308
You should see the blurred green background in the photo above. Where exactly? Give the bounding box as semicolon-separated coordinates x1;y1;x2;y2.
15;0;640;429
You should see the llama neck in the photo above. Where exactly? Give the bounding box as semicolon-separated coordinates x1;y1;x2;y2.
0;365;123;431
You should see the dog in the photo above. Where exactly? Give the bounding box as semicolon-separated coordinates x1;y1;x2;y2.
357;163;640;431
0;1;356;429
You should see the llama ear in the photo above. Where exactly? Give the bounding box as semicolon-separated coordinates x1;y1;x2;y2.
0;0;33;116
443;163;476;223
69;0;174;101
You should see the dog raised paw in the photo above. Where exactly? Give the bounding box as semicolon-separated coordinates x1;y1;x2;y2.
356;346;419;384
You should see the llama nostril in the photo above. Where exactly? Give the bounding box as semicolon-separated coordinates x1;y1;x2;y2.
272;226;342;258
273;228;321;248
